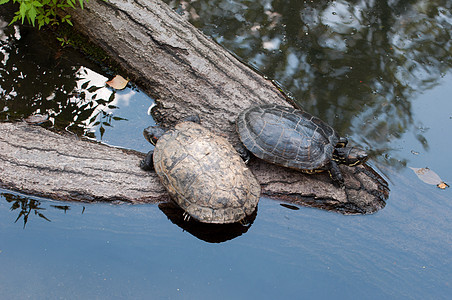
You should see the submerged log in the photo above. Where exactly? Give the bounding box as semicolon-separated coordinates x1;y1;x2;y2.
0;0;389;214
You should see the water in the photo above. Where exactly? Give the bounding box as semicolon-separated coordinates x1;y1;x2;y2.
1;189;449;299
0;19;154;152
1;0;452;298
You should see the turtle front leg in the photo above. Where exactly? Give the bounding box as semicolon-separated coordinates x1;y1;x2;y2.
140;150;155;171
328;160;345;188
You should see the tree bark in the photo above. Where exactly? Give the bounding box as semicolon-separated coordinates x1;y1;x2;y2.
0;122;166;203
0;0;389;214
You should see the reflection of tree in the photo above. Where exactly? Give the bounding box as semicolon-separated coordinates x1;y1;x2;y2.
3;193;51;228
50;205;70;213
164;0;451;166
0;22;126;139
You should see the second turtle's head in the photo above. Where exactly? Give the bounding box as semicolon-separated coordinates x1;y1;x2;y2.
143;126;166;146
333;147;368;166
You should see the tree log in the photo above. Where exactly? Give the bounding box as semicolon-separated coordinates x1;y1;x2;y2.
0;0;389;214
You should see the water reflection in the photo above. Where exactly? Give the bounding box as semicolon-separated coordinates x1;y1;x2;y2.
0;18;153;149
50;204;71;213
3;192;51;228
1;191;89;228
159;202;257;243
164;0;451;168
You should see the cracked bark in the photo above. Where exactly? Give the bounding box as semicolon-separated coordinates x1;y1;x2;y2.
0;0;389;214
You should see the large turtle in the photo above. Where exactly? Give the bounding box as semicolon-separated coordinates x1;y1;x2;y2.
236;104;368;187
141;116;260;224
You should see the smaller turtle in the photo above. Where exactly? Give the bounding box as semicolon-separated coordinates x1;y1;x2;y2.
141;116;260;224
236;104;368;187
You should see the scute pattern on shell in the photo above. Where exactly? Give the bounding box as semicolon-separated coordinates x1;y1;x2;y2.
237;104;339;170
153;122;260;223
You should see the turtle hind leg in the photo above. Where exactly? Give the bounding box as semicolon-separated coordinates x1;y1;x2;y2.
328;160;345;188
140;150;155;171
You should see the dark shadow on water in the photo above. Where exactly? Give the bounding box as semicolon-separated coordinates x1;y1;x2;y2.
158;202;257;243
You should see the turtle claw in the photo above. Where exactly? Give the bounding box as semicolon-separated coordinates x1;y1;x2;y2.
183;212;191;222
239;218;251;227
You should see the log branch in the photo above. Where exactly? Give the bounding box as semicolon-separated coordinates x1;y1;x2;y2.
0;0;389;214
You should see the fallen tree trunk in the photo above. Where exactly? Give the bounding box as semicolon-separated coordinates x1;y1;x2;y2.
0;0;389;214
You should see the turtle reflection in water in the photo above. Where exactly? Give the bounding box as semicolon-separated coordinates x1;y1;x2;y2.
141;116;260;224
237;104;368;187
159;202;257;243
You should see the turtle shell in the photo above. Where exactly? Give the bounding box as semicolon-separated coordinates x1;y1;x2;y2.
236;104;340;171
153;121;260;224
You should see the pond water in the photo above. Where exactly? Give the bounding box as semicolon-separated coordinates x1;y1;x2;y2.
1;0;451;299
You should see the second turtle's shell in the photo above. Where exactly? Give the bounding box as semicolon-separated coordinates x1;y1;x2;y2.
236;104;340;171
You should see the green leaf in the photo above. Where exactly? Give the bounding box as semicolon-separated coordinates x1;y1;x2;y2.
19;2;28;21
8;14;20;26
28;6;37;26
65;0;75;9
0;0;10;5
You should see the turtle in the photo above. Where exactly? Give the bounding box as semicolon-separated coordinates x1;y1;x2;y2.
141;116;261;224
236;104;368;187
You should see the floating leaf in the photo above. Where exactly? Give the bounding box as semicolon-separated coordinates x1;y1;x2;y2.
437;182;449;189
409;167;449;189
106;75;129;90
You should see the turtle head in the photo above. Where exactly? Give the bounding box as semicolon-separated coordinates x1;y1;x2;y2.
333;147;368;166
143;126;166;146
